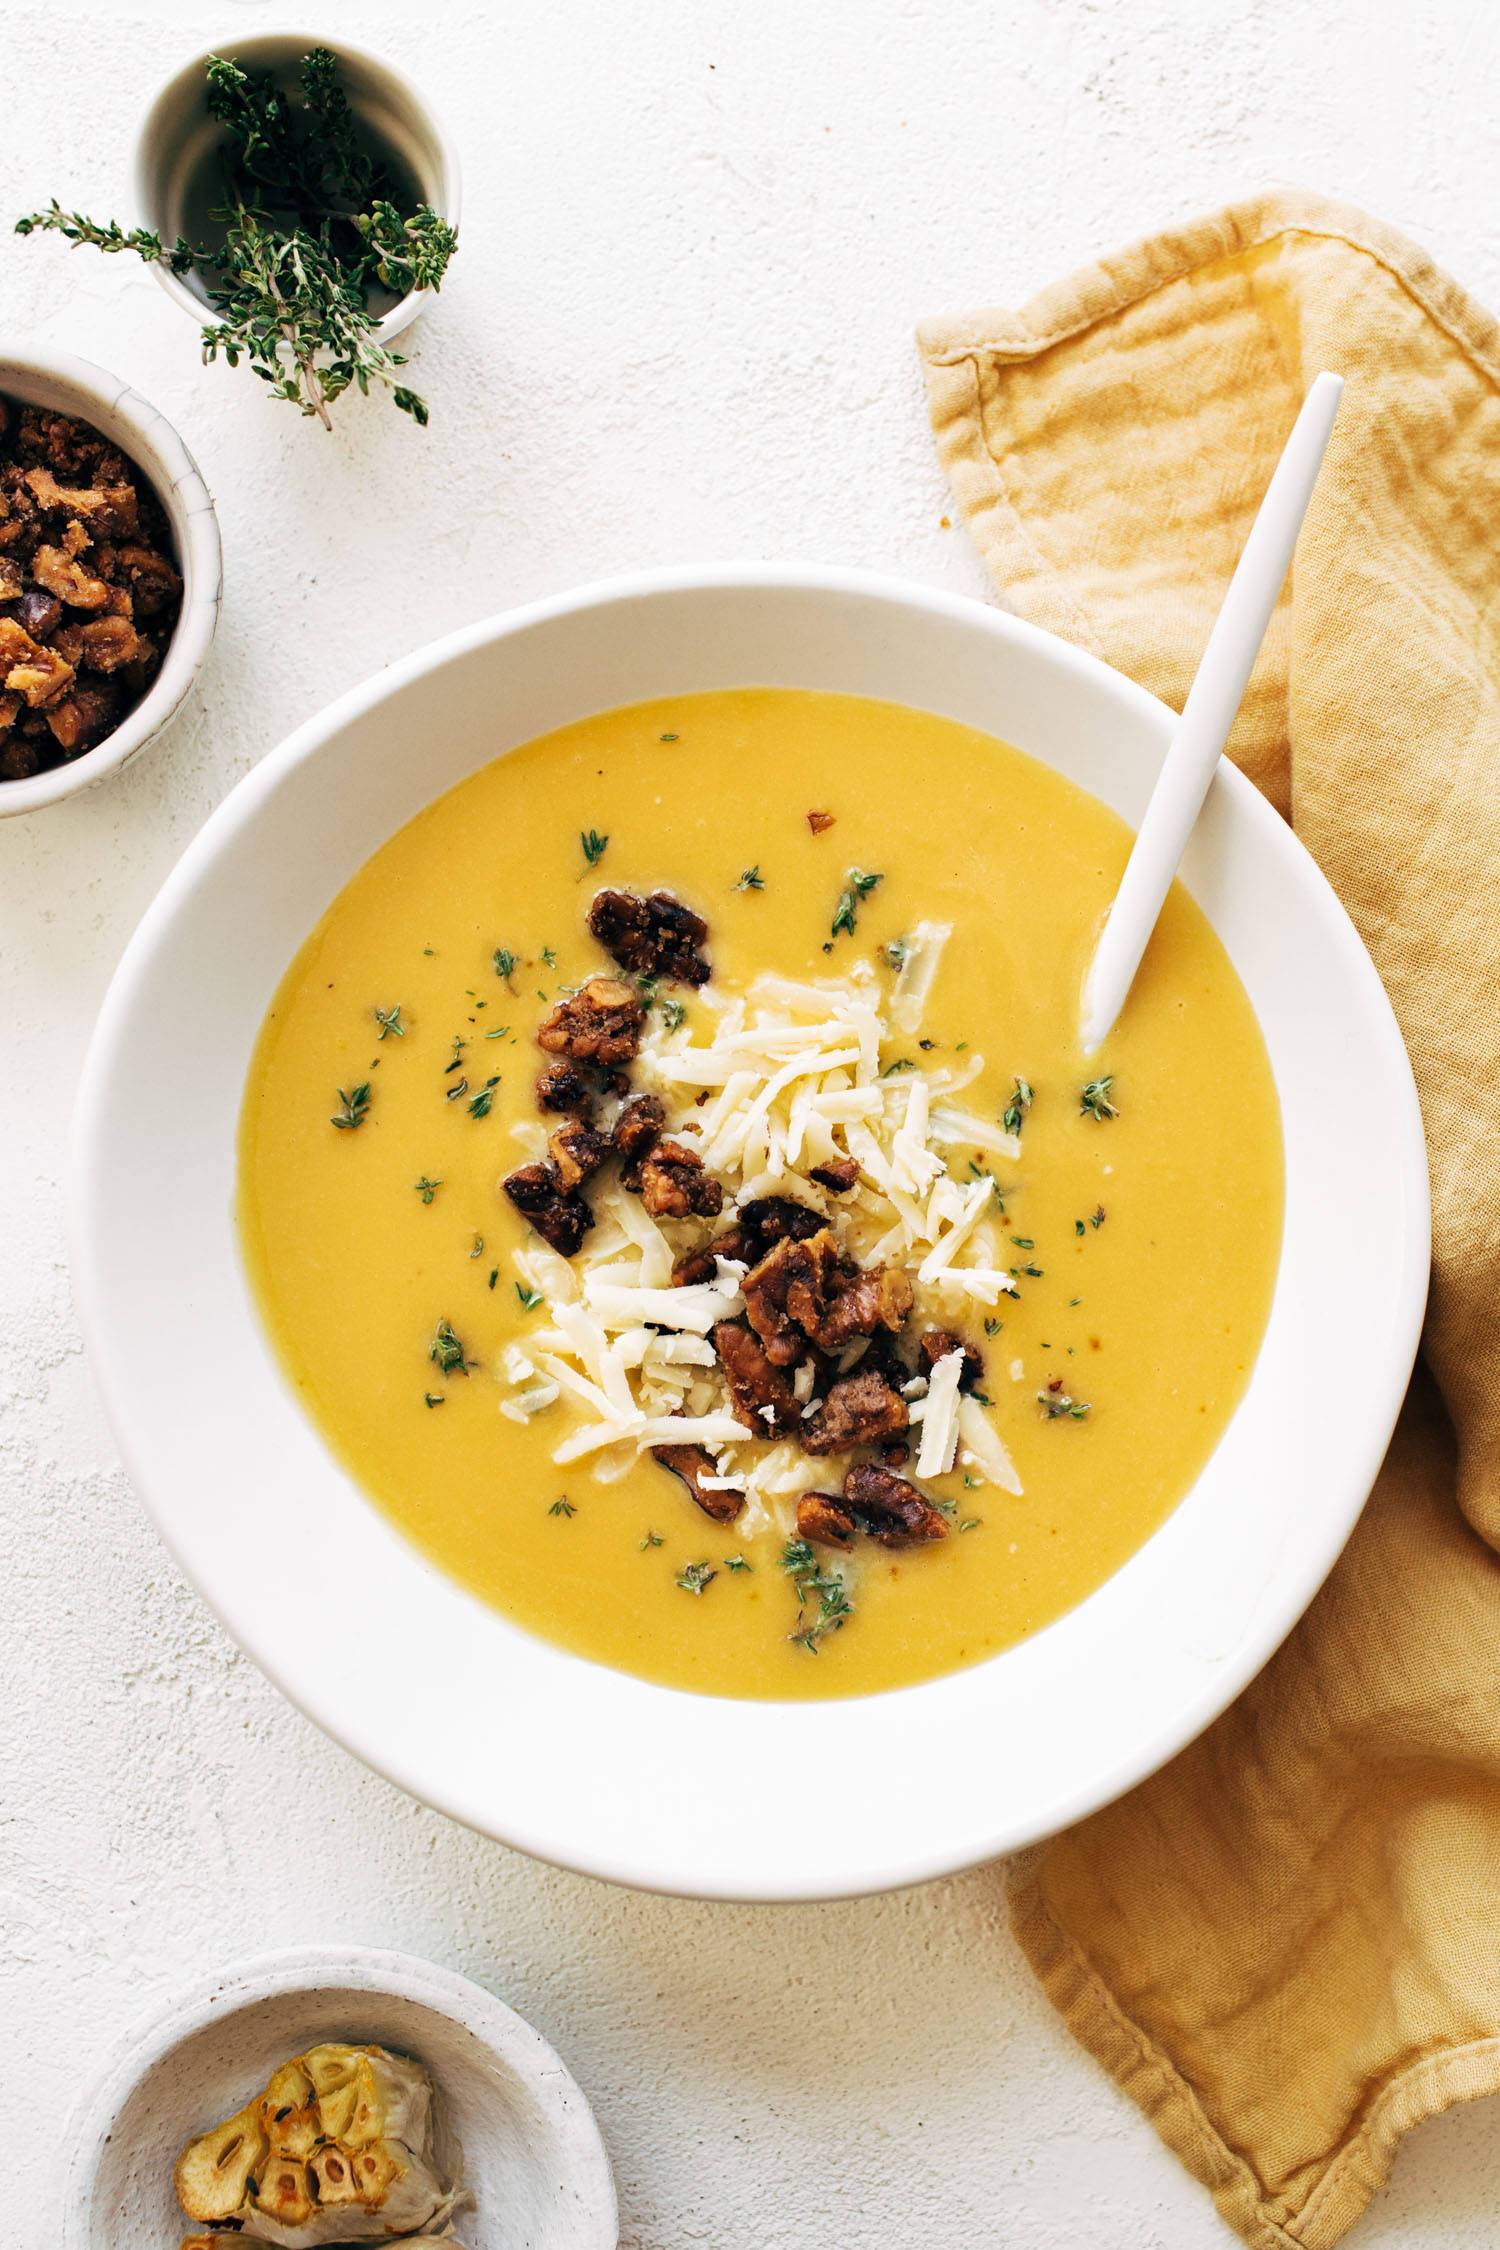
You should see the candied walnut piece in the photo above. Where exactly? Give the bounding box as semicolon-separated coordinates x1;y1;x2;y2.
16;587;62;639
796;1491;857;1548
741;1229;841;1366
809;1156;860;1193
0;556;22;601
46;679;121;753
23;464;140;537
535;1059;596;1115
638;1137;724;1219
588;887;711;986
76;614;146;672
501;1160;594;1255
713;1319;801;1434
537;975;645;1066
738;1196;824;1244
671;1223;752;1286
843;1463;949;1547
917;1327;985;1392
815;1261;914;1353
802;1369;910;1456
30;542;110;611
651;1440;744;1524
611;1091;665;1183
6;640;75;709
548;1116;610;1192
107;542;181;617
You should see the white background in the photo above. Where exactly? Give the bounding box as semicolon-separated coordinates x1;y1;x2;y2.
4;2;1496;2242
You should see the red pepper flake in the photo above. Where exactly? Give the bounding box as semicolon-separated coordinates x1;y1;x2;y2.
806;809;836;835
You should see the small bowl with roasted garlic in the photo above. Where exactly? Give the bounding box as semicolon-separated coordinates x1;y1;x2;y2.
57;1946;617;2250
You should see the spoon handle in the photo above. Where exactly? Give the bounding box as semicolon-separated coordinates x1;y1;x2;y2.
1079;370;1344;1056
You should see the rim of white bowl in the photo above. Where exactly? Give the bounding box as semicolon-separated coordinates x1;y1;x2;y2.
0;349;221;817
69;563;1431;1900
131;30;463;347
56;1943;619;2250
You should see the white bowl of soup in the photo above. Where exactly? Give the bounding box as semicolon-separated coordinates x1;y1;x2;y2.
70;566;1428;1900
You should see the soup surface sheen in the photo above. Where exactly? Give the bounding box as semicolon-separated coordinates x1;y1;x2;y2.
239;690;1282;1700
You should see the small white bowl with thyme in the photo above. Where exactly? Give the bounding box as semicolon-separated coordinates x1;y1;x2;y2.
18;37;461;431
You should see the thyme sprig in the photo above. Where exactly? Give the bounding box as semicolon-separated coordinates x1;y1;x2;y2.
16;50;457;427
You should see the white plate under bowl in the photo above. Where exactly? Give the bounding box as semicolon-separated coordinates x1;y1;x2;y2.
58;1945;617;2250
70;566;1429;1901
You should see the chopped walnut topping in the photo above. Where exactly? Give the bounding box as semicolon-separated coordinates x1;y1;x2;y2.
738;1196;825;1244
547;1116;610;1192
809;1156;859;1193
843;1463;949;1546
0;396;181;780
802;1369;910;1455
637;1138;724;1219
501;1160;594;1255
671;1224;753;1286
713;1320;801;1435
536;976;645;1066
651;1441;745;1524
587;887;711;986
796;1492;857;1548
741;1229;842;1367
815;1261;914;1352
535;1059;596;1115
917;1327;985;1392
611;1092;665;1183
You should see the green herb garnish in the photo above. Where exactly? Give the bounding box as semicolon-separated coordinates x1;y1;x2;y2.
1091;1203;1107;1228
429;1318;468;1376
580;829;609;869
781;1536;854;1653
1038;1386;1091;1421
640;1530;664;1550
413;1175;441;1204
676;1560;717;1595
829;866;883;941
883;936;909;969
515;1283;543;1312
1080;1076;1118;1122
373;1004;405;1040
18;50;458;426
661;998;686;1032
423;1391;444;1408
549;1495;577;1517
736;866;764;890
1003;1076;1033;1136
493;948;517;984
331;1082;371;1130
723;1555;752;1573
467;1075;499;1119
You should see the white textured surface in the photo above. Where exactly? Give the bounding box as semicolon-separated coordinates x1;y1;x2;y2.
4;2;1496;2242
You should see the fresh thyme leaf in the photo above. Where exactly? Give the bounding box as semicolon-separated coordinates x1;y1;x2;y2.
484;1025;510;1039
882;1056;916;1076
1010;1236;1035;1250
781;1536;854;1652
959;1517;983;1532
444;1037;467;1073
580;829;609;868
661;998;686;1032
640;1530;664;1550
723;1555;752;1573
467;1075;500;1119
829;866;883;942
1080;1076;1118;1122
736;866;764;890
445;1077;469;1102
423;1391;444;1408
515;1283;543;1312
549;1495;577;1517
373;1003;405;1039
20;51;458;429
1074;1218;1086;1237
540;945;558;970
1091;1203;1107;1228
413;1175;441;1204
493;948;517;984
1002;1075;1033;1136
429;1318;468;1376
1038;1386;1091;1421
469;1233;485;1258
331;1082;371;1130
487;1268;499;1289
676;1560;717;1595
983;1316;1003;1337
884;936;909;969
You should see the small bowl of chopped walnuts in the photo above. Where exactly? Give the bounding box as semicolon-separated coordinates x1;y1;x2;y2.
0;348;221;815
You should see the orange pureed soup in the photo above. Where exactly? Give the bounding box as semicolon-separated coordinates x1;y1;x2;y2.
239;690;1282;1699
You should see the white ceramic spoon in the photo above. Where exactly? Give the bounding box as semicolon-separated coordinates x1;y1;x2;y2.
1078;370;1344;1055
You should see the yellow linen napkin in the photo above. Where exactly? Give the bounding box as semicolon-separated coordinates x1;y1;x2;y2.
919;188;1500;2250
